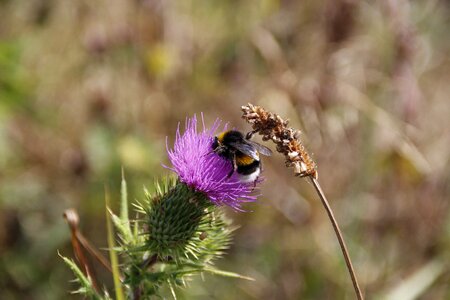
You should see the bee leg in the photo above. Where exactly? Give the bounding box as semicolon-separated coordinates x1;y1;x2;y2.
251;162;262;191
245;130;258;140
227;154;237;178
251;176;259;191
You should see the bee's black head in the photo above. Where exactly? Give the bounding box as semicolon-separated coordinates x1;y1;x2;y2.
212;136;220;150
212;131;241;159
212;136;227;157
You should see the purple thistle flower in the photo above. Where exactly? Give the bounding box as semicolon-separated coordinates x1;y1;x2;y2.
166;115;259;210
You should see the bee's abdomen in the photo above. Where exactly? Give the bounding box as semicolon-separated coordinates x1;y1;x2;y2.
237;159;260;175
235;153;255;166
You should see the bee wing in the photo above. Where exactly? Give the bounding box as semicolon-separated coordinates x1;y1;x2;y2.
229;142;260;160
246;140;272;156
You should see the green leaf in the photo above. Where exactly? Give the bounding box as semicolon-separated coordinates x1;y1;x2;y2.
59;252;103;300
111;210;133;244
203;267;255;281
120;168;132;239
105;187;125;300
168;280;178;300
379;259;446;300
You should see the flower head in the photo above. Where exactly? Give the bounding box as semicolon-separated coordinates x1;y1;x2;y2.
166;115;258;210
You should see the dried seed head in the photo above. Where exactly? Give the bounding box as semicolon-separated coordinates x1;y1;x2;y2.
241;103;317;179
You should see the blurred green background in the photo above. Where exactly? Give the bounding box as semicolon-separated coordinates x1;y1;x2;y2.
1;0;449;299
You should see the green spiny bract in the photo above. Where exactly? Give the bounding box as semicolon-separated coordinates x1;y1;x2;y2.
145;181;212;260
124;177;235;298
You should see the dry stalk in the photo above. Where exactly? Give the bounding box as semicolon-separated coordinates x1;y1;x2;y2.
63;209;114;283
242;103;364;300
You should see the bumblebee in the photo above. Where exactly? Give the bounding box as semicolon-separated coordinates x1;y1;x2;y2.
212;130;272;183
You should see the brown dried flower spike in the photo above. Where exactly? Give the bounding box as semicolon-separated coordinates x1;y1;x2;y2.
241;103;363;300
241;103;317;179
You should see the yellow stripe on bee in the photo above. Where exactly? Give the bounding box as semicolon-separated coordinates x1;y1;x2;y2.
236;154;254;166
217;130;229;143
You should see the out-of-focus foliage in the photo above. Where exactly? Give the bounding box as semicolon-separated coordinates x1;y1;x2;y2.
0;0;449;299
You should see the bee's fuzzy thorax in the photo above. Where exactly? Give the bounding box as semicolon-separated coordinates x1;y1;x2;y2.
216;130;229;143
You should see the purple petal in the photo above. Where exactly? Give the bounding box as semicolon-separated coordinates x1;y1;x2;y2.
166;115;259;210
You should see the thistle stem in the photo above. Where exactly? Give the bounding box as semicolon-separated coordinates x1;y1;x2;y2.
308;176;364;300
133;254;159;300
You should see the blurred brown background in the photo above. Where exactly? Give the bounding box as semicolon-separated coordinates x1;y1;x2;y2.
0;0;449;299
